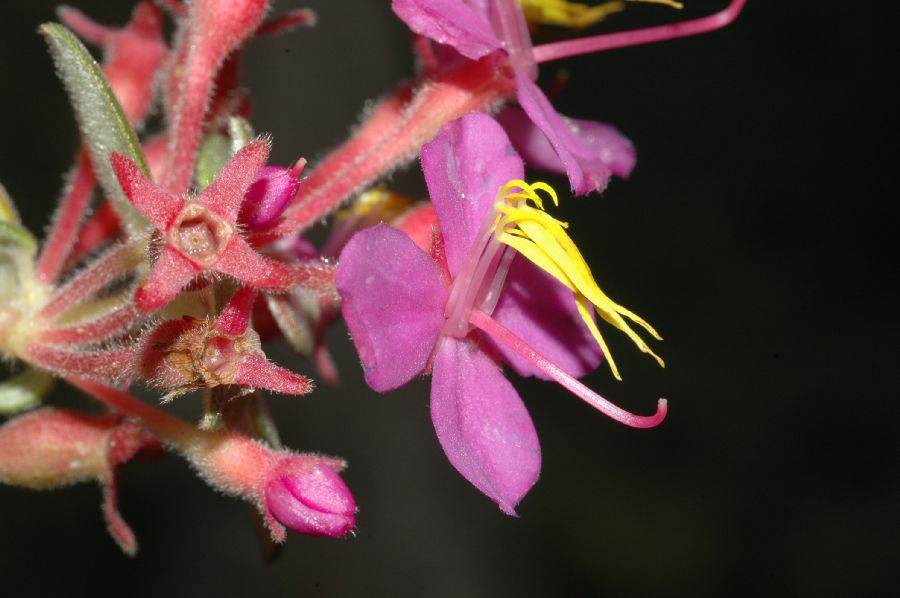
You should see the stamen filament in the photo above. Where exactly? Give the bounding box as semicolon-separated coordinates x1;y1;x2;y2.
532;0;746;63
493;180;663;379
470;308;666;428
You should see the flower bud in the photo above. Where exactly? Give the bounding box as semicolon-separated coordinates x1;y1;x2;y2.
0;408;161;555
264;459;356;538
239;165;301;229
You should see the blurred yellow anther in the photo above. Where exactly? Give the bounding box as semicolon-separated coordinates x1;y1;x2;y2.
517;0;683;29
336;187;412;223
493;180;664;380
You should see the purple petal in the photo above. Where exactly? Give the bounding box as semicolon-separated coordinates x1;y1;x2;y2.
489;256;603;380
421;113;523;277
393;0;501;60
239;166;300;230
335;224;448;392
430;337;540;515
496;106;636;179
515;75;614;195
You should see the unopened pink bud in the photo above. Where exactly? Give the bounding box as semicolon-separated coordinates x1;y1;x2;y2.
265;462;356;537
239;165;300;229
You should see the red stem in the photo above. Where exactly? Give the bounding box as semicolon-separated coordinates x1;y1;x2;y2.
253;57;516;244
67;201;121;267
38;242;141;321
532;0;746;63
35;148;96;283
469;309;667;428
25;343;136;381
67;377;196;450
39;303;140;345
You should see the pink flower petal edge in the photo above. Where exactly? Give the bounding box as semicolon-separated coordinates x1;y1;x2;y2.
421;112;523;276
335;224;448;392
430;337;540;515
496;106;637;180
392;0;501;61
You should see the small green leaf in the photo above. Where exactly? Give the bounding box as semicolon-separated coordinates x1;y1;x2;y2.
39;23;149;235
0;221;37;257
228;116;255;154
0;368;54;415
196;133;231;191
0;181;21;225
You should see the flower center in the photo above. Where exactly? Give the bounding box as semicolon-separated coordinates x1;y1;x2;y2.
445;179;664;380
170;203;232;267
201;334;240;383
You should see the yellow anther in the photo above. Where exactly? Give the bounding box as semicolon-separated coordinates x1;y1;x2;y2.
516;0;682;30
494;180;663;380
336;187;412;222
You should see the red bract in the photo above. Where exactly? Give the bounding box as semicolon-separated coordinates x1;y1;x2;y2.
111;139;334;313
139;287;313;401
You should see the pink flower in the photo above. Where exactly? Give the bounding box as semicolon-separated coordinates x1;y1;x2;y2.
111;139;333;312
392;0;634;194
264;461;356;538
336;113;665;514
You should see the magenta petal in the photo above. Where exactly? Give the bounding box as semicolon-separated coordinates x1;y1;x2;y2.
393;0;501;60
239;166;300;230
430;337;540;515
422;113;524;276
496;107;637;179
265;463;356;537
335;224;448;392
515;75;613;195
489;257;603;380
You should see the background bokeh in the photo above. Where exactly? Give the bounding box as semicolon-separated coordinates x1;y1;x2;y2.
1;1;897;596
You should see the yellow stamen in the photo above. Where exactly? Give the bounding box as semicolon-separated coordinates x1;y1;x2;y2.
336;187;412;222
516;0;682;30
493;180;663;380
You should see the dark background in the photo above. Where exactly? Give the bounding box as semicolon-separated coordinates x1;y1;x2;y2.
1;1;897;596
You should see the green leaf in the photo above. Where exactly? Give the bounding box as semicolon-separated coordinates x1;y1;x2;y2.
0;221;37;257
0;181;21;225
0;222;37;307
0;368;54;415
39;23;150;235
195;133;231;191
228;116;255;154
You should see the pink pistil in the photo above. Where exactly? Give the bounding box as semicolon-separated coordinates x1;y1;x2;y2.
532;0;747;64
469;308;667;428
